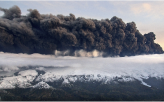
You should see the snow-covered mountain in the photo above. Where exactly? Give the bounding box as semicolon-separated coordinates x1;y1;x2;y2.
0;68;163;89
0;53;164;89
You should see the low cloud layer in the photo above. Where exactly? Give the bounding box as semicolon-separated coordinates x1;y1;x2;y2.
0;5;163;57
0;52;164;89
0;52;163;76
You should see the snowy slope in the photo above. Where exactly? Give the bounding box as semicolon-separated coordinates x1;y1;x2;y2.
0;52;164;89
0;70;38;89
32;81;50;89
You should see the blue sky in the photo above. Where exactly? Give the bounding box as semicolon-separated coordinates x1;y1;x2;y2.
0;1;164;49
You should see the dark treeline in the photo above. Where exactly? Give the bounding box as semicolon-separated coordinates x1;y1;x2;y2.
0;5;163;56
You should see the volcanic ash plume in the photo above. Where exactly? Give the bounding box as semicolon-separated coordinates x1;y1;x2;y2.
0;5;163;57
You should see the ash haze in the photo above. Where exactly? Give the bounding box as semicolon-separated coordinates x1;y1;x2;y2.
0;2;163;57
0;1;164;101
0;1;164;50
0;1;163;80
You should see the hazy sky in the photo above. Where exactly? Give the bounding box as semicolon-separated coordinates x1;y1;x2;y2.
0;1;164;49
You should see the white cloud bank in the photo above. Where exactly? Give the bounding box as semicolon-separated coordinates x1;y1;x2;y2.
0;52;164;88
0;52;164;75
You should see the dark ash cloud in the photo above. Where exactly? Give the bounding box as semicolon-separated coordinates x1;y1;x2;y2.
0;5;163;57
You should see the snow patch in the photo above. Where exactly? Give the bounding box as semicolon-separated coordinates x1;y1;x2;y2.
141;81;151;87
0;76;32;89
32;81;50;89
36;67;45;71
0;70;38;89
18;70;38;76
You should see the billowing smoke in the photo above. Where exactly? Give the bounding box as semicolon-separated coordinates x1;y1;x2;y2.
0;5;163;57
